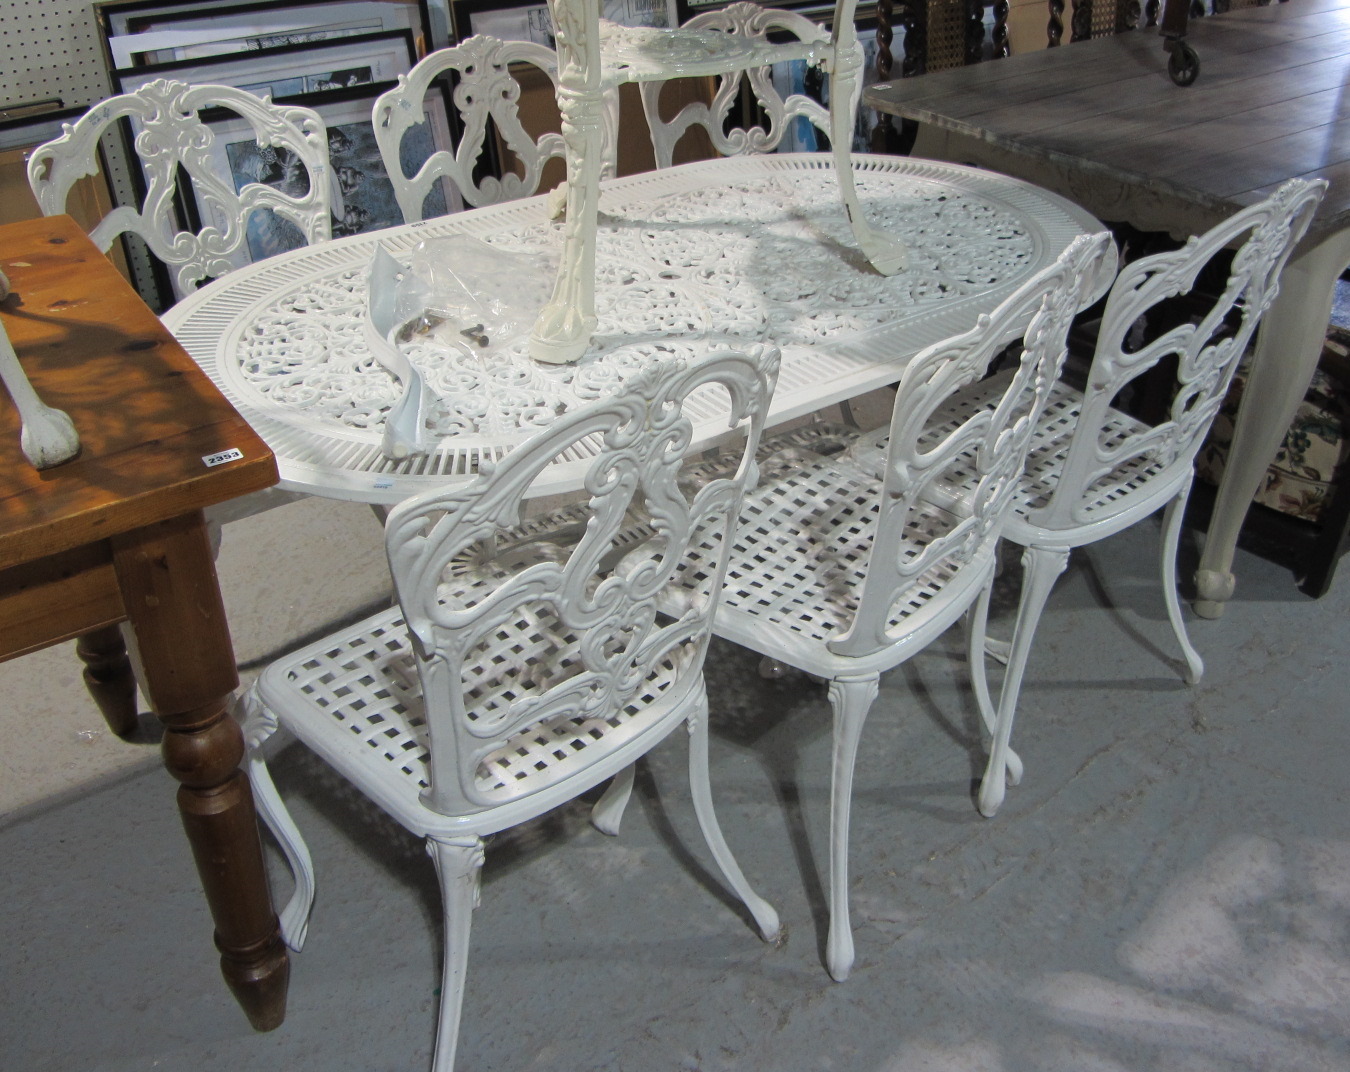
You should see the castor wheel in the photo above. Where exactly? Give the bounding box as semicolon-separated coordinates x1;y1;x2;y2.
1168;42;1199;86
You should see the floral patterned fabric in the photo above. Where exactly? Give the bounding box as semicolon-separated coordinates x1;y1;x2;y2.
1197;330;1350;523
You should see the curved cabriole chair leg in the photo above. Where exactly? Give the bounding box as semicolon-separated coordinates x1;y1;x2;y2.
237;690;317;951
824;674;880;982
1161;476;1205;685
428;836;484;1072
687;704;781;942
966;575;1024;789
978;544;1070;819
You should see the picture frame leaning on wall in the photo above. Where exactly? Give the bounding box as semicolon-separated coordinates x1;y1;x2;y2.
106;34;461;299
95;0;434;69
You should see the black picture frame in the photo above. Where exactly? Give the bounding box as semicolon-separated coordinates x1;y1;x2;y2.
110;28;420;100
95;0;433;69
451;0;680;44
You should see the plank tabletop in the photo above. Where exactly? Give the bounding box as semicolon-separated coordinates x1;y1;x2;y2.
865;0;1350;240
0;216;277;570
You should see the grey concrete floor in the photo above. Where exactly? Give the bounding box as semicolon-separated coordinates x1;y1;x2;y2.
3;505;1348;1072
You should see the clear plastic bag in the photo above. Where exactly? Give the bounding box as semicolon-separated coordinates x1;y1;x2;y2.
366;236;554;458
390;235;553;361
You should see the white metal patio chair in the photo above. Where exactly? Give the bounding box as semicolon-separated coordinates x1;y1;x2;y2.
372;34;619;223
853;178;1326;819
24;79;335;734
27;79;334;301
673;232;1112;982
238;344;782;1072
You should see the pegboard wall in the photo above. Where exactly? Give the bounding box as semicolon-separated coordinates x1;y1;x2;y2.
1;2;157;298
1;0;114;111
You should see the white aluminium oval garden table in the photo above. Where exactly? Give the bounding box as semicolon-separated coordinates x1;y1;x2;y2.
162;152;1113;505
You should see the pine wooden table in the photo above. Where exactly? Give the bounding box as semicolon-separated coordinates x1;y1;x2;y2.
866;0;1350;613
0;215;289;1030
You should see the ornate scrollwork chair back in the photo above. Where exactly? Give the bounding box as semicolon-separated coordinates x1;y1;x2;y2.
1033;178;1324;537
27;79;333;299
385;347;779;816
239;344;781;1072
373;34;619;223
637;2;838;167
920;177;1326;819
690;232;1111;983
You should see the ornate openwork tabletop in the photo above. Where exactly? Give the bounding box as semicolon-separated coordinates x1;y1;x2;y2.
164;154;1110;504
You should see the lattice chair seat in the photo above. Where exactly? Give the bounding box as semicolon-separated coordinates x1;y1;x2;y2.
239;345;782;1072
863;178;1326;821
693;232;1113;983
373;34;620;224
27;79;333;303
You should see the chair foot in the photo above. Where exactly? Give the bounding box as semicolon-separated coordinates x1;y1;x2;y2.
590;765;635;836
977;768;1006;818
826;922;855;982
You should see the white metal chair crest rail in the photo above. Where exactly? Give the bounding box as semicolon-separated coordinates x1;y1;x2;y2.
842;177;1327;819
27;78;334;302
238;345;782;1072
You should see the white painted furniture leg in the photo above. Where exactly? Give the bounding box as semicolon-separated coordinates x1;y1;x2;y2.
529;0;605;364
1194;228;1350;617
825;0;907;277
589;764;636;835
0;316;79;469
687;699;781;942
965;577;1023;788
1161;475;1204;685
824;673;878;983
237;689;317;951
977;545;1069;819
428;836;484;1072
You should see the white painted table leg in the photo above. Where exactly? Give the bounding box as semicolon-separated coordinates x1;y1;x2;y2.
529;0;604;365
1194;229;1350;617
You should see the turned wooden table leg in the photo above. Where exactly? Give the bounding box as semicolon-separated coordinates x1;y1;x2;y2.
76;624;138;738
112;512;289;1031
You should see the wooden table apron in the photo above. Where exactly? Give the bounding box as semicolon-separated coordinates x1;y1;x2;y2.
0;216;289;1031
865;0;1350;616
162;152;1111;507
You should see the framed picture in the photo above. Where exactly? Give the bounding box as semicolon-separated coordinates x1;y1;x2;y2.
110;29;420;101
183;83;460;290
96;0;432;68
452;0;679;45
0;98;66;123
0;108;133;283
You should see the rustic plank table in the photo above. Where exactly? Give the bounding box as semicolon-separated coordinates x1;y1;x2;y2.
866;0;1350;615
0;216;289;1030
